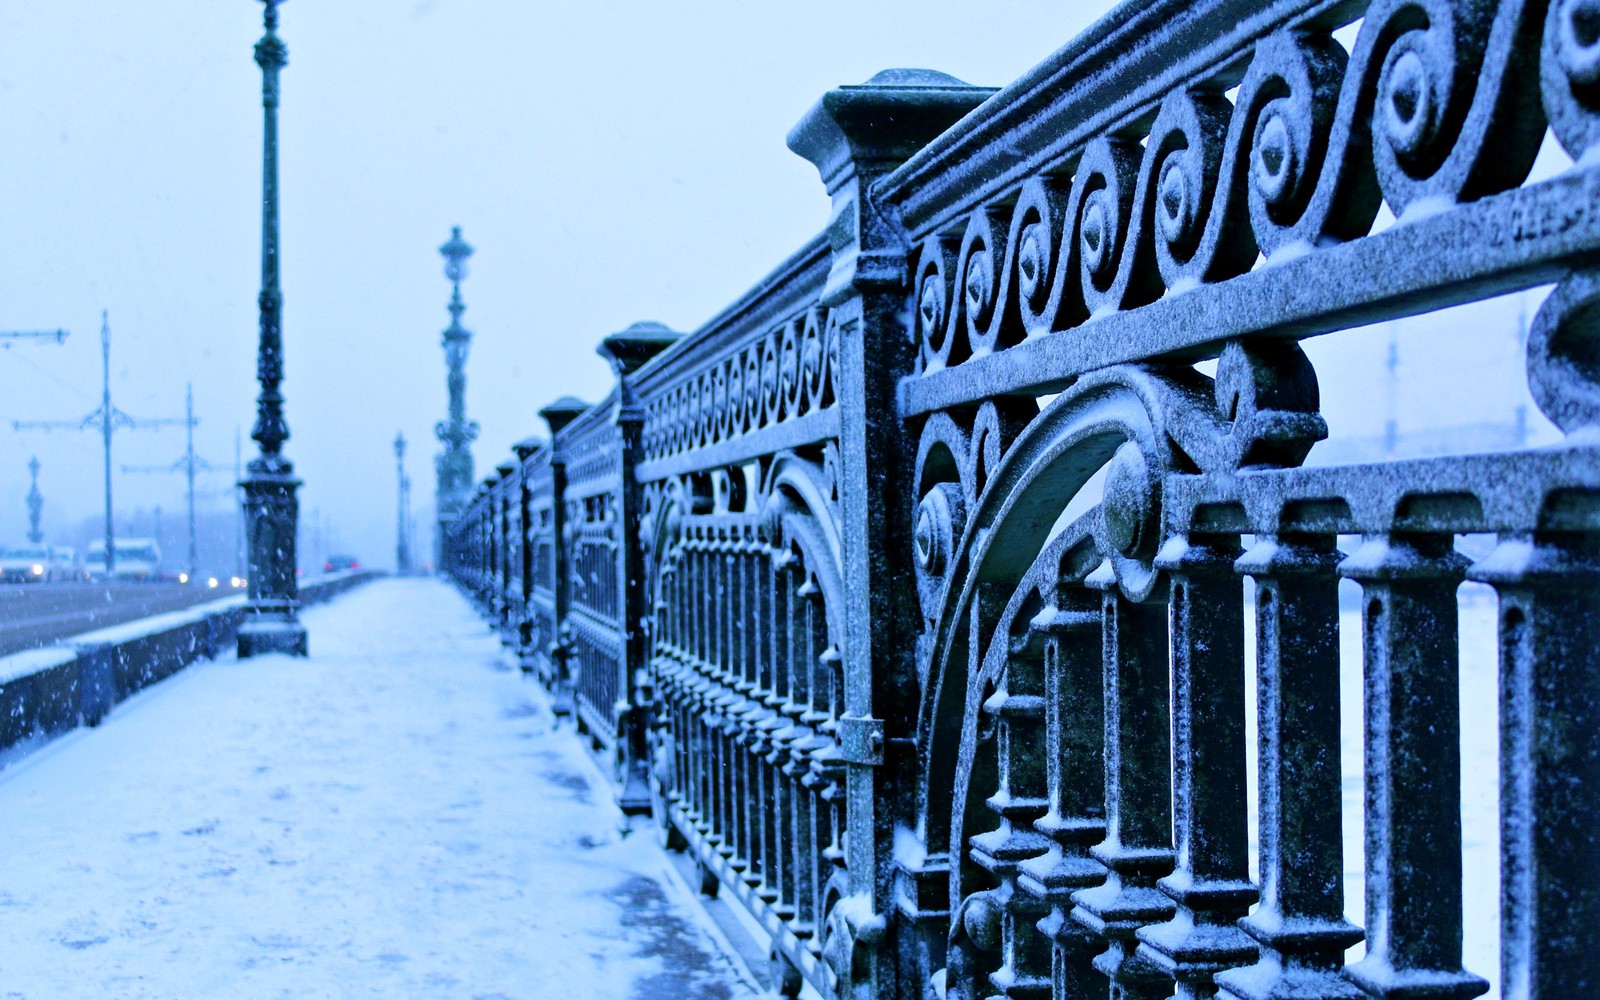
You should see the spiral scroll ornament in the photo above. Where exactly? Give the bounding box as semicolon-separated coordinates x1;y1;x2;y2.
958;208;1010;355
1072;138;1150;315
760;333;781;424
800;310;826;412
1366;0;1543;210
1239;30;1375;257
1545;0;1600;156
779;320;802;419
743;347;762;431
915;238;961;372
711;363;730;443
1528;269;1600;431
1093;441;1165;602
1012;177;1074;338
1148;88;1258;288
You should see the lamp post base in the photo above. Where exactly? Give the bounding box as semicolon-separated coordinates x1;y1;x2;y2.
239;462;306;659
236;611;308;659
238;615;309;658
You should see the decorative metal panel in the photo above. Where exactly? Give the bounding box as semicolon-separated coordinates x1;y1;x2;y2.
443;2;1600;997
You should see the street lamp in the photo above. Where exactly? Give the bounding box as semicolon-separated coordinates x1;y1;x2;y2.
395;431;413;575
434;226;479;569
238;0;307;657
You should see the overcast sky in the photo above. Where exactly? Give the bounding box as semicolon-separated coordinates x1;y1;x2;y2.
0;1;1561;570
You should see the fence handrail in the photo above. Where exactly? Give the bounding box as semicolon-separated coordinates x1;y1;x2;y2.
445;3;1600;996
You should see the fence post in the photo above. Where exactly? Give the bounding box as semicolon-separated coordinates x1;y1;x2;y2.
495;461;517;641
598;323;681;815
512;437;542;672
788;70;995;1000
541;397;587;712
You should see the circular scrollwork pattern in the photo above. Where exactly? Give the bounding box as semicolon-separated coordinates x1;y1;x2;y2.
915;482;966;579
711;363;729;443
1546;0;1600;156
800;312;825;412
760;333;781;425
1239;30;1362;256
960;209;1008;355
915;238;962;371
743;347;762;430
779;321;801;419
1092;441;1164;601
1528;269;1600;432
1072;138;1144;315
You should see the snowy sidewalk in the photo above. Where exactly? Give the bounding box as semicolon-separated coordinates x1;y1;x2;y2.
0;579;757;1000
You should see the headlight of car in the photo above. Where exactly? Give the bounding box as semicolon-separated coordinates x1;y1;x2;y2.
31;564;44;575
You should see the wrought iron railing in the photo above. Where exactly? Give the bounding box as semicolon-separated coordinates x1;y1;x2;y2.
444;1;1600;996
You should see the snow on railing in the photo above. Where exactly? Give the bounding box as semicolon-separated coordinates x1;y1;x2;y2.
442;1;1600;996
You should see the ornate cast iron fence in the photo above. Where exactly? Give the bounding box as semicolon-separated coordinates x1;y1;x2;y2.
444;0;1600;996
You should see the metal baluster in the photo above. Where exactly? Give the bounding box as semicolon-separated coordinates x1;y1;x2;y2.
689;539;712;837
737;536;769;888
727;537;753;874
1217;535;1363;1000
703;534;726;851
801;589;841;950
705;539;731;852
972;606;1052;997
788;572;823;939
1340;532;1486;999
756;538;789;905
768;550;799;919
1471;531;1600;997
1139;535;1257;997
714;533;740;861
815;643;847;898
1072;570;1176;999
1020;586;1106;997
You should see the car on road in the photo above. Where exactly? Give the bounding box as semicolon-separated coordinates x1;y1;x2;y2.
0;544;56;582
50;546;84;581
86;539;163;581
323;554;360;572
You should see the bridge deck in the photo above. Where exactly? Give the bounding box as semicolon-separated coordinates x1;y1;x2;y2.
0;578;755;999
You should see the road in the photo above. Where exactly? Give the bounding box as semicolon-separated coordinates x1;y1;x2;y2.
0;581;240;657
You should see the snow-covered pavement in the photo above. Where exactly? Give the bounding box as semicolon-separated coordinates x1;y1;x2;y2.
0;579;757;1000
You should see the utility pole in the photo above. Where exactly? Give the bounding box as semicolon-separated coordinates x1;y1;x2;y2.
395;432;413;574
25;457;44;543
14;312;187;575
123;383;211;578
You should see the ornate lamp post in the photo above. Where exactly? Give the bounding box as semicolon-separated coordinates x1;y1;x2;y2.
25;456;43;544
238;0;307;657
395;431;413;575
434;226;479;568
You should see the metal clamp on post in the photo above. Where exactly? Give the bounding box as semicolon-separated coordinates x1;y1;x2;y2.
838;714;884;766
